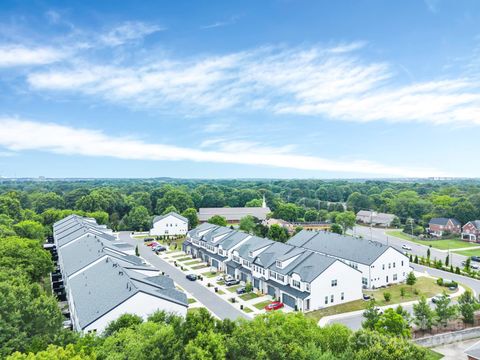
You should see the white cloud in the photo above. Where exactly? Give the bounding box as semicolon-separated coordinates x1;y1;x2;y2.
100;21;163;46
25;42;480;126
0;45;64;67
0;117;443;177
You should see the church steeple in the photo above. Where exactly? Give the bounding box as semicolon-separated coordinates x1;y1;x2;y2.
262;194;267;208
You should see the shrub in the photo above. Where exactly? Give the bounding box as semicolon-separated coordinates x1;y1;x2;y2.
437;278;443;286
383;292;391;302
400;288;406;298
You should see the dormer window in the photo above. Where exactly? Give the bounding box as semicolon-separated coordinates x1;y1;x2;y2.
276;260;282;269
249;251;253;257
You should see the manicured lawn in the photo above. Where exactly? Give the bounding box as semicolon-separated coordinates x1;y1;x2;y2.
201;271;219;278
176;256;192;262
216;280;225;285
426;349;444;360
254;300;272;310
172;254;187;258
217;289;225;295
240;292;261;301
191;264;209;270
387;231;476;250
453;248;480;257
188;298;196;304
305;277;454;322
226;284;243;293
184;259;202;265
242;307;254;313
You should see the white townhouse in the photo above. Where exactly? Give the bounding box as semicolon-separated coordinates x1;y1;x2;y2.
52;215;188;333
150;212;188;237
183;224;363;311
287;230;411;289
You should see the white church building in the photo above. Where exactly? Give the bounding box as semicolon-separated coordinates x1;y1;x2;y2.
150;212;189;237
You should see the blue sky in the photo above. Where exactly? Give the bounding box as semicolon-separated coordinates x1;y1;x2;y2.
1;0;480;179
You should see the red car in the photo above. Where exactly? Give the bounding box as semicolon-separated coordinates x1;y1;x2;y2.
264;301;284;311
147;241;160;247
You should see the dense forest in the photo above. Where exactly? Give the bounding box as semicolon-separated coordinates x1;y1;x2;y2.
2;178;473;359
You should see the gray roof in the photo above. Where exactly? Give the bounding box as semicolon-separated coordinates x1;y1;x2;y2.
287;230;393;265
188;222;219;238
265;279;310;300
153;212;188;224
429;217;461;226
217;231;250;250
465;340;480;359
468;220;480;230
237;236;275;260
254;242;296;268
198;207;271;221
289;252;338;282
69;257;187;329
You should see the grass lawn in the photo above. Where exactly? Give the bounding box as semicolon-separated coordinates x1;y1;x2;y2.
226;284;243;293
254;300;272;310
200;271;218;278
217;289;225;295
426;349;444;360
240;292;261;301
176;256;192;262
184;259;202;265
172;254;187;258
453;248;480;257
242;307;254;313
305;277;454;322
191;264;209;270
216;280;225;285
188;298;196;304
387;231;476;250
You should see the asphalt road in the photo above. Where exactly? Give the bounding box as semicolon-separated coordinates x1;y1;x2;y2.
118;232;249;321
352;225;469;269
329;227;480;330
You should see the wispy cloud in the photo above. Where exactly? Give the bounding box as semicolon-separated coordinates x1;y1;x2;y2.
201;15;240;29
0;117;443;177
99;21;164;46
25;41;480;126
0;45;65;67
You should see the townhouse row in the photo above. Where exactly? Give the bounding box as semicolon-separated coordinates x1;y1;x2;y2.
183;224;410;312
51;215;188;333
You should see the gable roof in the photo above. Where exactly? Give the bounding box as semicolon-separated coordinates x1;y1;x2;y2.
287;230;393;265
429;217;461;226
153;212;188;224
68;257;187;329
465;340;480;359
198;207;271;221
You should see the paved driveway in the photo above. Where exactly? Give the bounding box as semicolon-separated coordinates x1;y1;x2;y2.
118;232;249;321
432;337;480;360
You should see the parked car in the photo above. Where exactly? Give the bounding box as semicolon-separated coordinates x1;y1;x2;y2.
154;245;167;252
471;256;480;262
186;274;197;281
472;263;480;270
224;279;240;286
362;294;371;301
236;287;246;294
216;275;225;282
264;301;284;311
144;237;155;242
147;241;160;248
401;244;412;251
432;294;450;303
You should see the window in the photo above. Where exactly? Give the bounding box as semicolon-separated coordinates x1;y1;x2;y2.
277;274;284;282
292;280;301;288
325;296;328;304
306;299;310;311
341;292;344;300
393;274;397;281
362;277;368;286
306;284;310;291
269;270;275;278
382;264;385;270
276;260;282;269
330;295;334;303
331;279;337;287
388;263;391;269
393;262;396;268
401;261;404;266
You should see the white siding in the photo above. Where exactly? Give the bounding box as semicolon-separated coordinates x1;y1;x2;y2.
150;215;188;237
369;247;410;288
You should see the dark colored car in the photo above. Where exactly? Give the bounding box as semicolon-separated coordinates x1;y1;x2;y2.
265;301;284;311
236;287;246;294
154;245;167;252
224;279;240;286
471;256;480;262
362;294;371;301
186;274;197;281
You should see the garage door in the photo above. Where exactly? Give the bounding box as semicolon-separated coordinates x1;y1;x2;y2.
267;285;276;297
211;259;219;269
253;278;259;289
282;293;296;309
240;272;248;282
227;265;236;277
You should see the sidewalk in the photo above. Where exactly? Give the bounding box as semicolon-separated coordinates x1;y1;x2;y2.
318;283;466;327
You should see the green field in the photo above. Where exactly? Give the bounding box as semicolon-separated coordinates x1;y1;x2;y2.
387;231;477;250
305;277;454;322
453;248;480;257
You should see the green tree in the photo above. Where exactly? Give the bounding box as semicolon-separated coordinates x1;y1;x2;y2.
374;308;411;338
13;220;45;240
413;296;435;331
273;203;300;222
184;330;226;360
434;292;457;327
31;192;65;213
458;290;479;324
123;206;151;231
267;224;289;242
208;215;227;227
103;313;144;337
7;344;96;360
406;271;417;288
346;192;371;213
362;300;381;330
182;208;199;230
0;195;22;221
335;211;356;234
162;205;179;215
304;209;318;222
330;223;343;235
245;199;262;207
239;215;257;234
156;189;194;214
